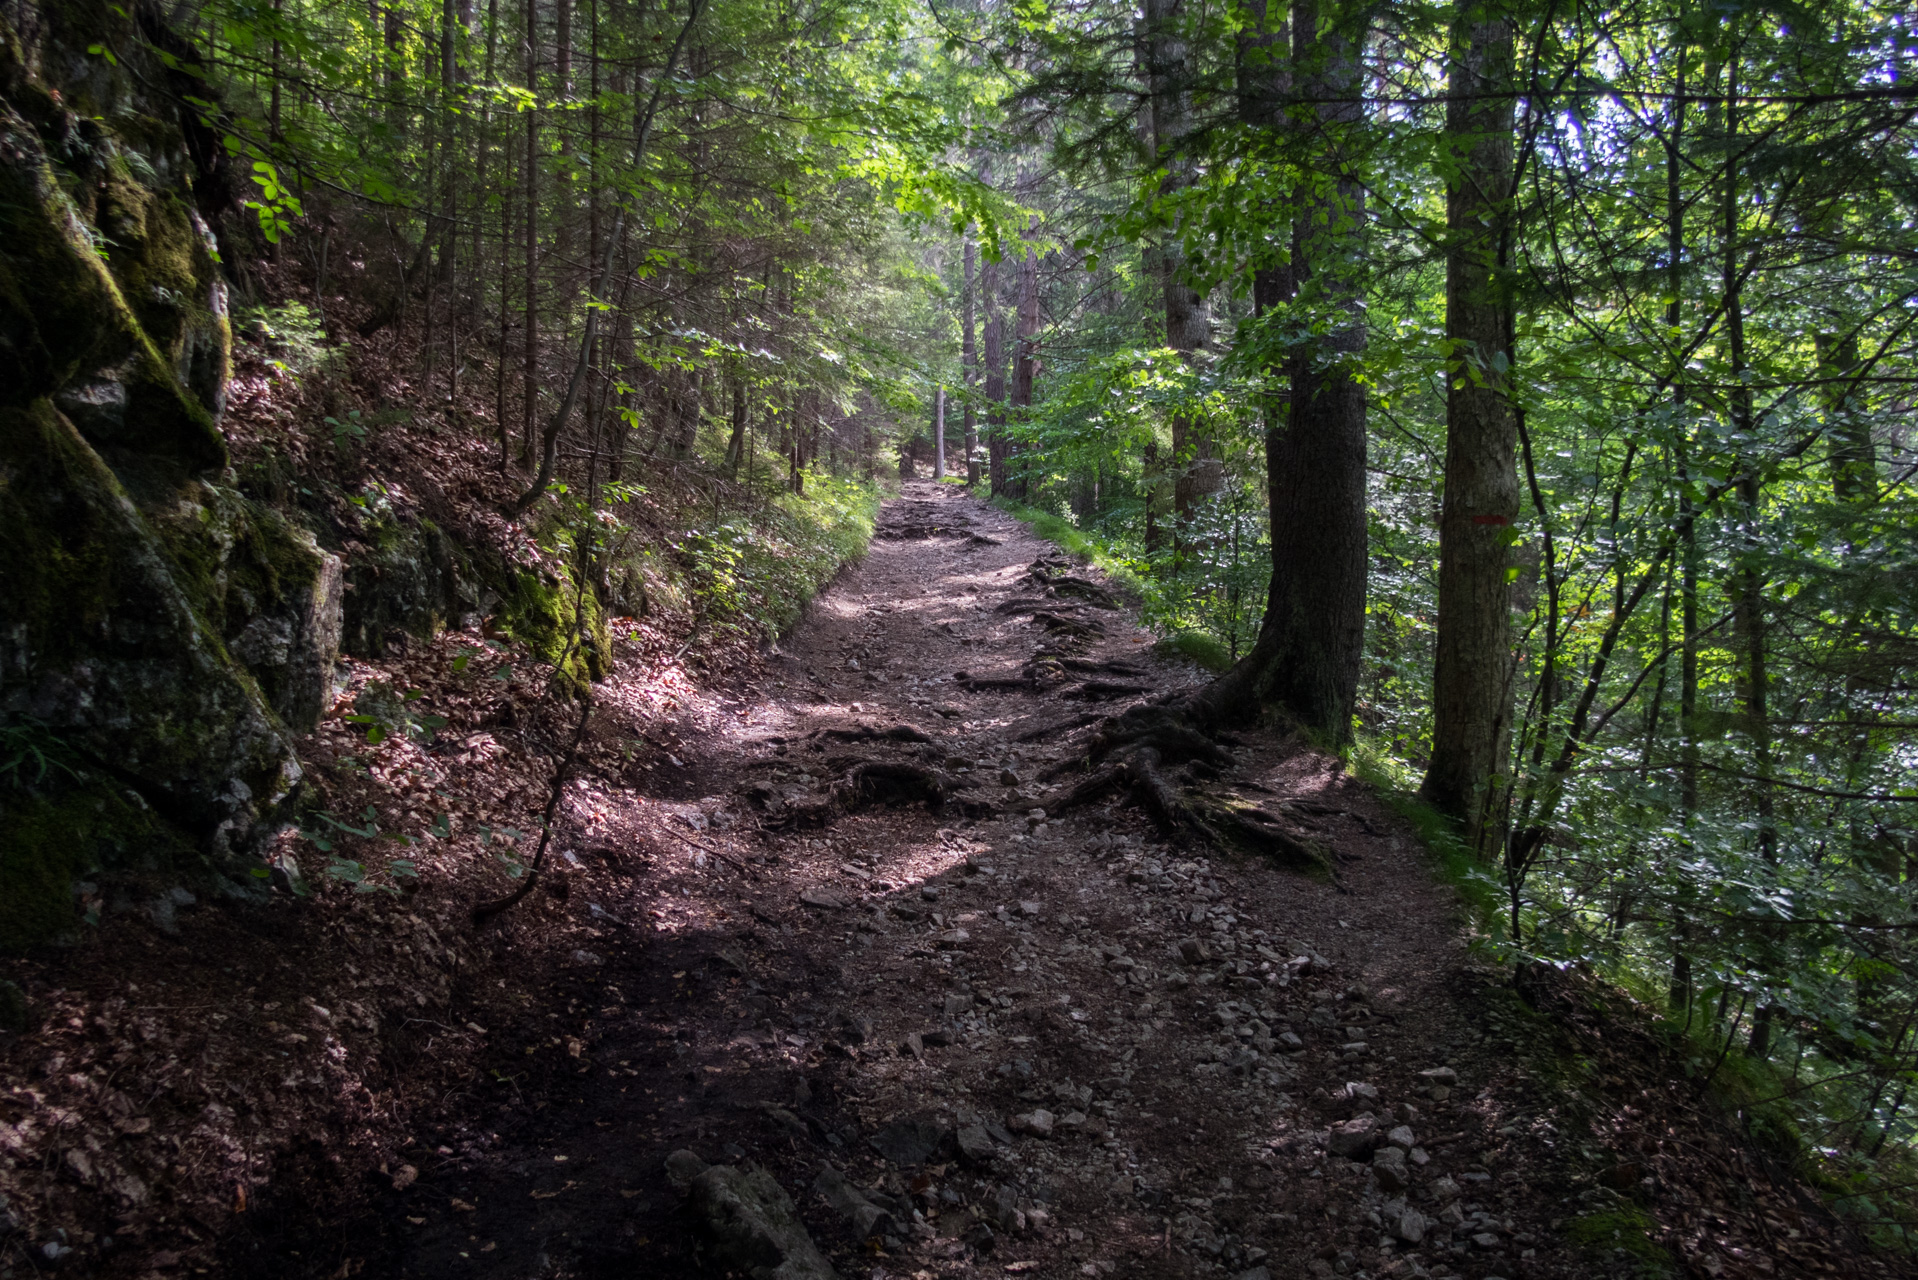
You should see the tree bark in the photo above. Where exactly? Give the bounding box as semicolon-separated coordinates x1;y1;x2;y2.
1010;213;1040;503
962;234;979;482
1421;0;1519;843
933;386;946;479
983;250;1007;496
519;0;540;467
1198;0;1367;744
1143;0;1216;534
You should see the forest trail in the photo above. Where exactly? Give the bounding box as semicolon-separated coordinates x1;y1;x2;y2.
230;485;1699;1279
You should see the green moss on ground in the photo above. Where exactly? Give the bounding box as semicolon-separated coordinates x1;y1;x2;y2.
1565;1205;1678;1277
0;777;196;951
1154;630;1233;673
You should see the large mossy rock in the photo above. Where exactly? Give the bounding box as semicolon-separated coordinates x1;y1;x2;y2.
0;6;333;946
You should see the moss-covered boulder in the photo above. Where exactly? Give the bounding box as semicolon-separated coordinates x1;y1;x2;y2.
338;496;609;686
0;401;302;856
0;6;324;947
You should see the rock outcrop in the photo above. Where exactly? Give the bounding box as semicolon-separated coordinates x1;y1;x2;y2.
0;4;337;946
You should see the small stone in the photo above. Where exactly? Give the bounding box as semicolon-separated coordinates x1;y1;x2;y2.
1343;1081;1380;1107
801;887;851;910
944;992;975;1020
936;929;971;949
1387;1206;1426;1244
1019;900;1041;917
1372;1150;1409;1193
1011;1109;1055;1137
1327;1117;1377;1159
1000;768;1021;786
1386;1125;1416;1150
956;1124;997;1163
1417;1066;1459;1087
868;1117;947;1166
1277;1031;1305;1051
900;1032;925;1059
1177;937;1213;965
665;1149;710;1191
1472;1232;1502;1250
921;885;942;902
1428;1175;1461;1203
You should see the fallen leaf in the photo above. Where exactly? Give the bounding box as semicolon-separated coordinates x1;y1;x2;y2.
450;1197;476;1211
391;1164;419;1191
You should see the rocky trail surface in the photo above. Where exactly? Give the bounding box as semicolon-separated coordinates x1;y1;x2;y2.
216;483;1845;1280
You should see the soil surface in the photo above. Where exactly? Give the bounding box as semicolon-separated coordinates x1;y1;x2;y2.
13;483;1889;1280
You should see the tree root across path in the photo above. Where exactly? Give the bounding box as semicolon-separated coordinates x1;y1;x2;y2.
747;757;997;832
1045;703;1337;877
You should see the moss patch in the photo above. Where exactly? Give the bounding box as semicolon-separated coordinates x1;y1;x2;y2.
0;777;196;952
1565;1205;1677;1277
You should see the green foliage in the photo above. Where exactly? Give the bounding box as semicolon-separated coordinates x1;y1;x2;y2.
242;301;336;379
0;719;82;790
669;473;880;641
1153;631;1231;674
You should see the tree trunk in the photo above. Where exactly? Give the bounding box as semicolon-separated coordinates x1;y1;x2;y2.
1201;0;1367;744
1010;216;1040;503
983;251;1007;496
1143;0;1215;536
962;234;979;483
1421;0;1519;843
1819;332;1873;501
724;376;747;475
933;386;946;479
519;0;540;467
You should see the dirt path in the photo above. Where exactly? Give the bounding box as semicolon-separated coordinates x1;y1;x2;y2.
226;483;1608;1280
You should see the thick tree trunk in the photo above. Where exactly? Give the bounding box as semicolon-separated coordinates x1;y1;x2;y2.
1421;1;1519;844
1195;0;1366;744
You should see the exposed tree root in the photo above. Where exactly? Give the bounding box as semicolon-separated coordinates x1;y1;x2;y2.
876;522;970;540
1013;712;1103;743
1042;703;1335;877
811;723;934;745
955;671;1040;693
1030;611;1104;639
1049;656;1144;676
748;756;983;832
1060;681;1150;701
